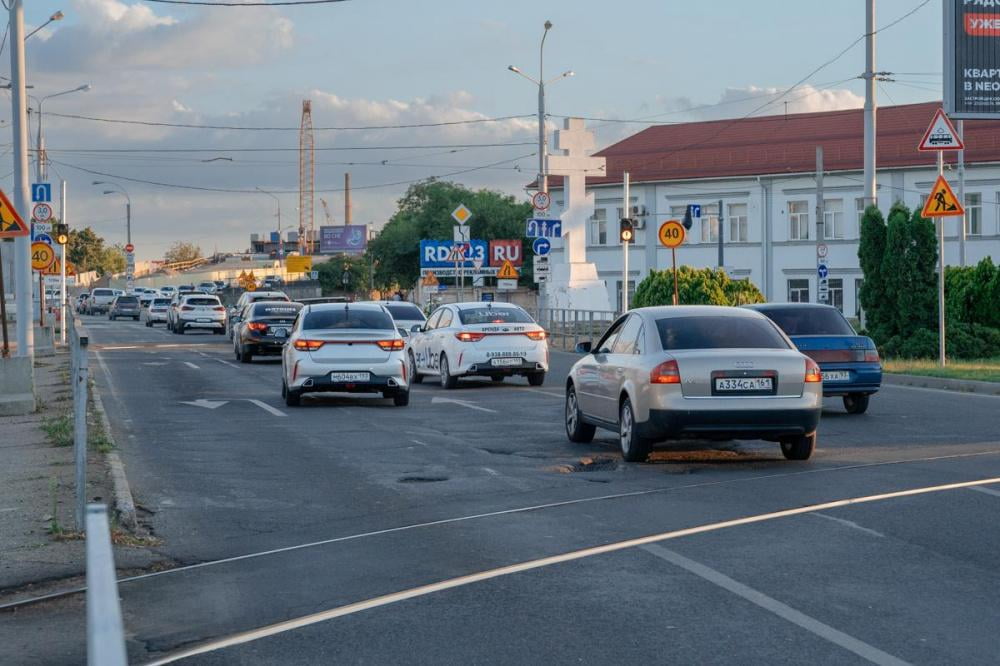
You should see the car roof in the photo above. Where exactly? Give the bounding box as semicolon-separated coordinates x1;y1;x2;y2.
743;302;841;311
306;302;386;313
450;301;519;310
633;305;766;319
181;293;219;300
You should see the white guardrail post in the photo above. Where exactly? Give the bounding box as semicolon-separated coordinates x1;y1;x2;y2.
86;504;128;666
73;318;89;531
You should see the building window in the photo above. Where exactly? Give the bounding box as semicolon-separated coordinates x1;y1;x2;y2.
788;201;809;240
827;278;844;312
965;193;982;236
822;199;845;239
728;203;748;242
590;208;607;246
700;203;719;243
788;279;809;303
616;280;636;313
856;197;867;225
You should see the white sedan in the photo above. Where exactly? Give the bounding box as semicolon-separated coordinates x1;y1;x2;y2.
408;302;548;389
281;302;409;407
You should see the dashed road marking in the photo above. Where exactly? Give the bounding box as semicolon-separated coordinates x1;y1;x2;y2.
183;361;200;370
246;399;286;417
968;485;1000;498
810;512;885;538
215;359;239;369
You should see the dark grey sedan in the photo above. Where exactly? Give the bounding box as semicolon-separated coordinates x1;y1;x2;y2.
108;295;141;321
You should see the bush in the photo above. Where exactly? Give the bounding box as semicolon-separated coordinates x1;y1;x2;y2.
632;266;765;309
882;323;1000;360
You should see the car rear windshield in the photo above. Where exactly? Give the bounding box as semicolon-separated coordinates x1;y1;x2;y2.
250;294;288;302
253;303;302;318
384;303;425;321
185;297;220;306
152;298;171;305
302;308;394;330
754;307;856;336
116;296;139;304
458;307;533;325
656;316;790;351
92;289;113;296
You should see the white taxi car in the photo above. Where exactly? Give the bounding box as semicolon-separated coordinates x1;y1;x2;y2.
408;302;548;388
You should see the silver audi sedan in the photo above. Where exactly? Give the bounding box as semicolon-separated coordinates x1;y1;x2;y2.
565;305;823;462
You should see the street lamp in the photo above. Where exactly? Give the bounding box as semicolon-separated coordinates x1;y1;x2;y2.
508;20;573;195
92;181;131;246
255;186;283;259
25;11;63;41
31;84;91;181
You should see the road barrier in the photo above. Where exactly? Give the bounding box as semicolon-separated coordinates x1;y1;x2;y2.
71;317;90;531
86;504;128;666
534;308;618;351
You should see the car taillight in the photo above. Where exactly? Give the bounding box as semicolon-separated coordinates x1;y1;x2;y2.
455;332;485;342
181;306;194;311
247;322;268;332
650;359;681;384
525;330;547;341
293;340;324;351
805;358;823;383
864;349;880;364
214;306;225;312
376;339;405;351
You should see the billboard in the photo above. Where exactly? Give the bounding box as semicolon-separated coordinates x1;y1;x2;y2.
944;0;1000;118
320;225;367;254
488;240;523;267
419;240;488;268
285;256;313;273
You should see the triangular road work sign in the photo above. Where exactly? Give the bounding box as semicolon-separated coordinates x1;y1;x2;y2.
497;259;519;280
422;271;439;287
921;175;965;217
0;189;28;238
918;109;964;151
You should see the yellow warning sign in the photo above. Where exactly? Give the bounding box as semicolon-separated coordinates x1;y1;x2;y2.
422;271;439;287
921;175;965;218
286;256;312;273
0;189;28;238
497;259;519;280
31;242;55;271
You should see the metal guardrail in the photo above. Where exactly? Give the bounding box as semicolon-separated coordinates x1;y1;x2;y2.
535;308;619;351
71;317;90;531
86;504;128;666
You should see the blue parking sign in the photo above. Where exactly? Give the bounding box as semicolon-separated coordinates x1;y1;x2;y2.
31;183;51;203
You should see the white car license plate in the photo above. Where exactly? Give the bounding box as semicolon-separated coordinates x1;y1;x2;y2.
272;328;287;338
822;371;850;381
715;377;773;392
196;318;210;323
331;372;370;382
491;357;522;367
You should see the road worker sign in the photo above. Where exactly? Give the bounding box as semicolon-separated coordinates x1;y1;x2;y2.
496;259;519;280
0;189;28;238
921;176;965;218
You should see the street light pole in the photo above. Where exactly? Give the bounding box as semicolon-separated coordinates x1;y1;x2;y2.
256;187;283;259
93;182;131;246
33;85;92;183
9;0;33;359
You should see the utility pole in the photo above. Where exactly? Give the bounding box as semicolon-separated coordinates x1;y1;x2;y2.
957;119;966;266
717;198;724;268
622;172;629;312
344;173;352;225
937;151;946;367
816;147;827;304
863;0;877;206
10;0;33;359
59;180;66;344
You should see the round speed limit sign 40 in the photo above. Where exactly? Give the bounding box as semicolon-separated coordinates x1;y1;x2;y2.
31;241;55;271
658;220;686;248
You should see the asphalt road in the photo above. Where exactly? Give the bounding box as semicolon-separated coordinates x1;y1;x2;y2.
6;314;1000;665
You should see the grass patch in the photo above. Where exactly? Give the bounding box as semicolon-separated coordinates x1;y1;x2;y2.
883;357;1000;383
40;414;73;447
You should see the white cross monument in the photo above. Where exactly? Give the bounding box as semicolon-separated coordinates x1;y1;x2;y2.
545;118;612;312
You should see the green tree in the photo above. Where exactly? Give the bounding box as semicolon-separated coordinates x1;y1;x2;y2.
315;256;370;297
66;227;124;276
367;180;532;290
164;241;203;264
633;266;765;308
857;204;888;340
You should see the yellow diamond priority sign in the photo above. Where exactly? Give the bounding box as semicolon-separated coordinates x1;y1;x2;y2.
451;204;472;225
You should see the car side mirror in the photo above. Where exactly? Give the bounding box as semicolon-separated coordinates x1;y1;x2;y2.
411;324;422;333
575;341;593;354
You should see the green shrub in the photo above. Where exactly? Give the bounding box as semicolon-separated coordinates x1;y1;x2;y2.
882;323;1000;360
633;267;765;309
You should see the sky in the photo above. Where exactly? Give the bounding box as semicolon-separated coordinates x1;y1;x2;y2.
2;0;943;260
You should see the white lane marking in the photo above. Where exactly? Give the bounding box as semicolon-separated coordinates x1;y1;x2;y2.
430;396;498;413
521;388;563;398
246;399;286;418
411;439;429;447
0;508;16;513
968;485;1000;498
884;384;1000;400
180;399;228;410
215;359;239;369
183;361;200;370
100;345;140;350
482;467;500;477
145;476;999;665
809;512;885;538
642;545;907;666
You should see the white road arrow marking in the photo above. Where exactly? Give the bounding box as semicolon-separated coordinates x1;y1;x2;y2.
180;399;228;410
246;399;286;417
430;397;498;413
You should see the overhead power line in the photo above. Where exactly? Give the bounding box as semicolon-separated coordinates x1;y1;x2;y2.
46;141;536;154
141;0;348;5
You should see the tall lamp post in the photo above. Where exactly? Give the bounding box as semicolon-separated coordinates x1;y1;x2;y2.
92;181;131;246
31;84;91;182
256;187;283;259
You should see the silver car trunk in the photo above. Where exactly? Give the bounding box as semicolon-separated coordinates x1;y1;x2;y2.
306;330;394;365
668;349;807;399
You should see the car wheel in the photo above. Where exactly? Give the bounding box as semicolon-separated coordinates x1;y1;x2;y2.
780;433;816;461
440;354;458;390
409;352;423;384
177;323;185;335
393;390;410;407
565;384;596;443
619;397;651;462
240;345;253;363
527;372;546;387
145;320;152;327
843;393;870;414
492;375;504;383
212;329;223;335
284;384;301;407
134;316;140;321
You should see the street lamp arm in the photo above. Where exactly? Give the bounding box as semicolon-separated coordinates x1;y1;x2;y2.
545;70;575;86
507;65;539;86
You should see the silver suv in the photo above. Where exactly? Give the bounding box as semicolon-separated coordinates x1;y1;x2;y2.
171;294;226;335
86;288;116;315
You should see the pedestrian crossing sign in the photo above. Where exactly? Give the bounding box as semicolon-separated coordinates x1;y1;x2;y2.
497;259;519;280
0;189;28;238
921;175;965;218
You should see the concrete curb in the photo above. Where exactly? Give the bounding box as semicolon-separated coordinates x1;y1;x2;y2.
89;376;138;531
883;372;1000;396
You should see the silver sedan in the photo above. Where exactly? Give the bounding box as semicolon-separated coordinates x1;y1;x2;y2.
565;305;823;462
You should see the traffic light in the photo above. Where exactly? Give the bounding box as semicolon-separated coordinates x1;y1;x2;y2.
682;207;693;230
619;218;634;243
54;223;69;245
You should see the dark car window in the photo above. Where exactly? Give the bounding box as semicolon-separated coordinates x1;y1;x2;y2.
754;307;856;336
252;303;303;318
438;309;454;328
185;297;220;306
92;289;114;297
152;298;171;306
116;296;139;304
596;317;626;354
425;309;444;330
458;307;533;325
302;308;394;330
612;315;644;355
656;316;790;351
384;303;425;321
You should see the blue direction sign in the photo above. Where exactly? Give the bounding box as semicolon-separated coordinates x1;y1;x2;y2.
689;204;702;219
31;183;51;203
532;237;551;256
525;218;562;238
33;233;53;245
817;263;829;279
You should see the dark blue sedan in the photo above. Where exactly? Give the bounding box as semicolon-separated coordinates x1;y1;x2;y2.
744;303;881;414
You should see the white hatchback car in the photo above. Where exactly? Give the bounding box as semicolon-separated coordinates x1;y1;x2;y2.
281;302;409;407
408;302;548;388
171;294;226;335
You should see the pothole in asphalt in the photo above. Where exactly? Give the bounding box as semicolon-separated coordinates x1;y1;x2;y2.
397;475;449;483
548;456;620;474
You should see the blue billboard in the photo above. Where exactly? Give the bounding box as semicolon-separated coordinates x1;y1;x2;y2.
419;240;488;268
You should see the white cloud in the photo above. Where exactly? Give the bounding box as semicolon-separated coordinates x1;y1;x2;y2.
655;84;864;122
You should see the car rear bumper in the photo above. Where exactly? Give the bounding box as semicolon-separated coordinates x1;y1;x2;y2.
179;317;224;329
818;363;882;396
242;338;286;355
461;359;548;377
638;407;822;441
289;357;408;394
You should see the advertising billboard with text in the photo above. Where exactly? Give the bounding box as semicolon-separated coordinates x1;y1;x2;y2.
945;0;1000;118
320;225;367;254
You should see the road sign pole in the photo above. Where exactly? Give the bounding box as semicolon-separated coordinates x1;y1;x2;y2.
671;247;679;306
622;171;629;312
0;244;9;357
937;150;946;367
38;272;44;327
59;180;66;344
957;119;966;267
9;0;33;359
